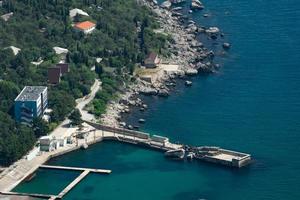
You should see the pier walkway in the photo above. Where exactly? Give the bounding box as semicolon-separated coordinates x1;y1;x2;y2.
40;165;111;174
55;170;90;199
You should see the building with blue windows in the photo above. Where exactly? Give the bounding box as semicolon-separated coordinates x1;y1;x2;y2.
14;86;48;124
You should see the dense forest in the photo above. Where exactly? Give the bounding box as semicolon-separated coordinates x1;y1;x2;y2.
0;0;169;166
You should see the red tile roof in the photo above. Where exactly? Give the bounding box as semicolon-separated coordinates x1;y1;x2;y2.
74;21;96;30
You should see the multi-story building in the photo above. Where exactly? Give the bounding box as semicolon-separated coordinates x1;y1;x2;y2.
14;86;48;124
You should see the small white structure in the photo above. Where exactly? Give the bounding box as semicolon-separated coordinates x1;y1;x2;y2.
53;46;69;61
74;21;96;34
39;136;56;152
96;57;103;63
53;46;69;55
1;12;13;21
42;108;52;122
56;137;67;147
69;8;89;19
151;135;169;147
5;46;21;56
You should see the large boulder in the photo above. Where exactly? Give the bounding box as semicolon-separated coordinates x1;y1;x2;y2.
185;68;198;76
191;0;204;10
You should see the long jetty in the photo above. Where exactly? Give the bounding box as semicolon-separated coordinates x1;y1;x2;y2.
40;165;111;174
55;170;90;199
85;121;252;168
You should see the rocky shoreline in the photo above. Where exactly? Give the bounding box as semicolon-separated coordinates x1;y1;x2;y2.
100;0;226;128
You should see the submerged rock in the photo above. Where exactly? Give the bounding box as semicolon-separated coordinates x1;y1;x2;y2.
191;0;204;10
138;118;146;123
127;125;133;130
158;89;170;97
206;27;220;39
119;122;126;127
185;80;193;86
161;1;172;9
223;42;231;49
139;88;157;95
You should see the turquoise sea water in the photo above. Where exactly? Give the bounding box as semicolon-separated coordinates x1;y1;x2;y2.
14;0;300;199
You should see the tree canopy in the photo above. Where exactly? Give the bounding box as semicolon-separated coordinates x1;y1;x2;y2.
0;0;169;166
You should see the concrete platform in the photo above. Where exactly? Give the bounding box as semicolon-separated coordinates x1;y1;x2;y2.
40;165;111;174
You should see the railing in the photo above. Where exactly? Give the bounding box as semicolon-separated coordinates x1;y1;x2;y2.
84;121;150;139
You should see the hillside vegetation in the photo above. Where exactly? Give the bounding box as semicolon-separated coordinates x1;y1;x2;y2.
0;0;169;166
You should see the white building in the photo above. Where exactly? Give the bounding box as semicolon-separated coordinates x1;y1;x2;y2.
53;46;69;62
39;136;56;152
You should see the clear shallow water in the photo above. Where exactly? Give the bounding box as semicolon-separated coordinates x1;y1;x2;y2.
13;168;79;195
15;0;300;199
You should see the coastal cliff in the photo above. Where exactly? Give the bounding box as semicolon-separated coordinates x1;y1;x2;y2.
101;0;221;127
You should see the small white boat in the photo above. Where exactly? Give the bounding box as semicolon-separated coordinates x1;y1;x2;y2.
165;149;185;159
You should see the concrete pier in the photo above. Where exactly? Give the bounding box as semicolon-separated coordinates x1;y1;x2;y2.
56;170;90;199
86;121;252;168
40;165;111;174
0;191;54;199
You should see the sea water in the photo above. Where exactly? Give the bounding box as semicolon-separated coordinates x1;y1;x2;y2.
14;0;300;199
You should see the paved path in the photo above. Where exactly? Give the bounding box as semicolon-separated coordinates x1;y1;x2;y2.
40;165;111;174
0;79;101;192
76;79;101;122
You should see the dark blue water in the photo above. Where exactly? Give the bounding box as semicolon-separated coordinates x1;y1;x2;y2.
14;0;300;199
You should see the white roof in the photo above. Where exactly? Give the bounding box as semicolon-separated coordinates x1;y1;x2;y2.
53;46;69;55
40;135;53;140
69;8;89;18
1;12;13;21
5;46;21;55
96;57;103;63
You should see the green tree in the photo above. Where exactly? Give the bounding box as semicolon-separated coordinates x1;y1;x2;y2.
32;118;49;138
69;109;82;126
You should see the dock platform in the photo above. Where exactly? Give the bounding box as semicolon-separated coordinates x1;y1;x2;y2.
56;170;90;199
40;165;111;174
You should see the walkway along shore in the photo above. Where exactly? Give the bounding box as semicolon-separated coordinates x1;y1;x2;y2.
0;120;251;198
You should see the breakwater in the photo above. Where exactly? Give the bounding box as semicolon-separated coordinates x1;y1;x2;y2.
85;121;251;168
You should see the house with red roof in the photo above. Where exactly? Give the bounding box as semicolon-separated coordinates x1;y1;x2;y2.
74;21;96;34
144;52;160;68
